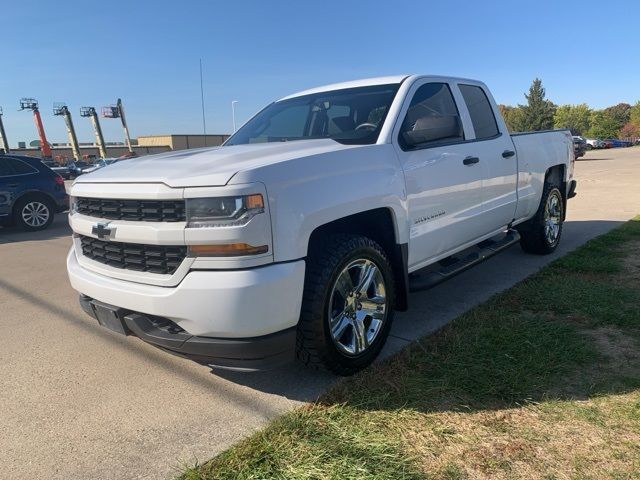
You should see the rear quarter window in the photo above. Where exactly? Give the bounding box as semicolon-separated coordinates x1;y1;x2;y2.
459;84;499;139
0;158;38;176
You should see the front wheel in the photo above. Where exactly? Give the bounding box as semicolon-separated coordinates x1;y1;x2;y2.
296;234;395;375
14;196;55;231
518;184;564;254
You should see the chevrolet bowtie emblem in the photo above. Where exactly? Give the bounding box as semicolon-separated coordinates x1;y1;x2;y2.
92;222;115;240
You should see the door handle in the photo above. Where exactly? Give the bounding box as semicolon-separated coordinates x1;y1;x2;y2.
463;156;480;165
502;150;515;158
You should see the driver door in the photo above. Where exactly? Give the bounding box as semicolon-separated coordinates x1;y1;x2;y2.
392;80;488;271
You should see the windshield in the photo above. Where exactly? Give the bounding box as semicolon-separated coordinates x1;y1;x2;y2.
225;84;400;146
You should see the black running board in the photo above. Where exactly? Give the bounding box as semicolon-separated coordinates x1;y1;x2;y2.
408;230;521;292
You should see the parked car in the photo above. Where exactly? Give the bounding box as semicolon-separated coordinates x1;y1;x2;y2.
67;75;576;374
585;138;604;150
80;160;105;175
41;160;72;179
0;154;69;230
604;138;632;148
572;136;587;158
66;161;96;178
69;158;121;177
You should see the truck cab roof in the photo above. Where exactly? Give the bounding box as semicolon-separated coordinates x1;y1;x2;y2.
280;74;489;101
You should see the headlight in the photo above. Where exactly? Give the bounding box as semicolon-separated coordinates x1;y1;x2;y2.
69;196;78;215
186;194;264;228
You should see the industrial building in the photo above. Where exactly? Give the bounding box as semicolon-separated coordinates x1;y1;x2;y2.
5;134;230;160
137;134;229;150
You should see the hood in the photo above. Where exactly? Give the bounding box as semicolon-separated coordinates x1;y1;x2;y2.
75;139;356;187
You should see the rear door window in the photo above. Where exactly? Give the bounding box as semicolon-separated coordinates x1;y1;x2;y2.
0;158;38;176
0;161;11;177
459;84;499;139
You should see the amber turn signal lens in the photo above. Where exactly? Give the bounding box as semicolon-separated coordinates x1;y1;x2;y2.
245;194;264;209
189;243;269;257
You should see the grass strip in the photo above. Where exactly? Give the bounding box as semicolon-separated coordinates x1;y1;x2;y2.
180;217;640;480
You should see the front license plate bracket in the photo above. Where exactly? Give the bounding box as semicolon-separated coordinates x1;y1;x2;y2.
92;302;128;335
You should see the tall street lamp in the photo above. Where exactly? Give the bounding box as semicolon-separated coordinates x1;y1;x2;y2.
231;100;239;133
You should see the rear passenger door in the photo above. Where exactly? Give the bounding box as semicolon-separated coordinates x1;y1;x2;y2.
0;160;22;218
0;161;14;218
0;158;37;218
457;83;518;231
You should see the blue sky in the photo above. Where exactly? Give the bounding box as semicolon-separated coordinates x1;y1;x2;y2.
1;0;637;146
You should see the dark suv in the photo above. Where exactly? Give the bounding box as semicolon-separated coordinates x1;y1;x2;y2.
0;154;69;231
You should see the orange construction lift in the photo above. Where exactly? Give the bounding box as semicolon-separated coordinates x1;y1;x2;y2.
19;98;52;159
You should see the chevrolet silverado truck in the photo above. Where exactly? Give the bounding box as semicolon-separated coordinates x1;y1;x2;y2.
67;75;577;375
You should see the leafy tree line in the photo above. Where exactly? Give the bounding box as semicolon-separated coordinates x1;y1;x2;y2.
498;78;640;139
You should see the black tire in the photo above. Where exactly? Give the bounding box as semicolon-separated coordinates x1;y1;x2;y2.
13;195;55;231
518;183;564;254
296;234;396;375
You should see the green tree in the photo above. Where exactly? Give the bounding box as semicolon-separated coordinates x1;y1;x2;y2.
587;110;620;139
498;104;525;132
553;104;591;135
518;78;556;131
629;101;640;126
603;103;631;132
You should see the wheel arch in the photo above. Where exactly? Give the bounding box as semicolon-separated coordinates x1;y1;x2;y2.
544;164;567;220
12;189;57;216
307;207;409;311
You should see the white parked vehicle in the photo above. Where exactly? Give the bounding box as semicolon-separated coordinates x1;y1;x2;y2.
585;138;604;149
67;75;577;374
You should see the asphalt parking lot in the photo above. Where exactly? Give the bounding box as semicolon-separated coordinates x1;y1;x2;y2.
1;147;639;479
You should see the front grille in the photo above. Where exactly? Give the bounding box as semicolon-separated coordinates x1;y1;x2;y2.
79;235;187;275
76;197;186;222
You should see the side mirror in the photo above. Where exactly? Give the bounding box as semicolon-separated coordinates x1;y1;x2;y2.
402;115;461;148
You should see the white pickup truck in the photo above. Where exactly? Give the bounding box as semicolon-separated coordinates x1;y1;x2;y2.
67;75;576;374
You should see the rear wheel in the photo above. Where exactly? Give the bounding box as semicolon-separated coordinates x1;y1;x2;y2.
296;234;395;375
14;196;54;231
518;183;564;254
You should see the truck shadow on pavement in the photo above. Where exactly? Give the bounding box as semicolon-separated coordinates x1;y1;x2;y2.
577;157;615;162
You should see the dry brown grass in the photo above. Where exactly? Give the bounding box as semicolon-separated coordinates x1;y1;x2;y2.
398;239;640;479
401;380;640;480
621;240;640;283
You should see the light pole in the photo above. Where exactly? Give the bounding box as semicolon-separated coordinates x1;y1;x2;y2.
231;100;238;133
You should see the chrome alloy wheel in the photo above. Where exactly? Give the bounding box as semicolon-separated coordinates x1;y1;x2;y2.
328;258;388;356
22;201;50;228
544;191;562;245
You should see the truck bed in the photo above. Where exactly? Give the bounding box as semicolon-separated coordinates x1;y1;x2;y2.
510;129;574;221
